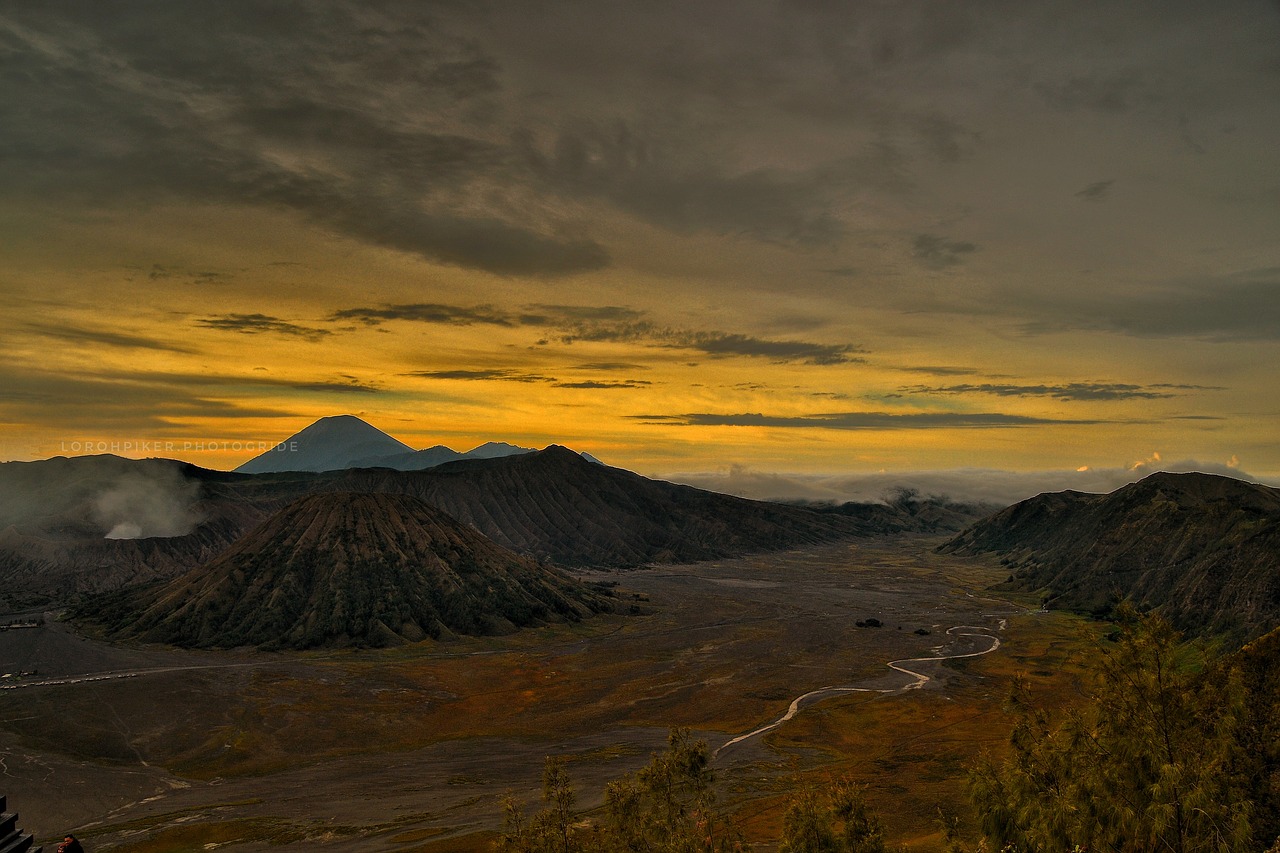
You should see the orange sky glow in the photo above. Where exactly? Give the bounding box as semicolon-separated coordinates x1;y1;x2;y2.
1;2;1277;500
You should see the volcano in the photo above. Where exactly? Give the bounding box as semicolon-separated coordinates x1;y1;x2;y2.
90;492;612;649
234;414;414;474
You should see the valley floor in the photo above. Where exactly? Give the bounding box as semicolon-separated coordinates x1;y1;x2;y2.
0;537;1100;852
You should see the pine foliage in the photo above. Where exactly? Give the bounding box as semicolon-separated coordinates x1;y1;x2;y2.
779;776;886;853
970;610;1258;853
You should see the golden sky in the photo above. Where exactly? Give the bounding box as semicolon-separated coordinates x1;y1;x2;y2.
1;2;1278;497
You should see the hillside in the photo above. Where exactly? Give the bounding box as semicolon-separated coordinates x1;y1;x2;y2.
323;446;884;566
85;492;612;649
941;472;1280;640
0;447;990;607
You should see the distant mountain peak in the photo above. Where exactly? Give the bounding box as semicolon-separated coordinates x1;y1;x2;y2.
234;414;554;474
234;415;413;474
464;441;536;459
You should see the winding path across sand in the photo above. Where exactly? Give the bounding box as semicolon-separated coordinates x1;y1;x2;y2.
715;622;1004;756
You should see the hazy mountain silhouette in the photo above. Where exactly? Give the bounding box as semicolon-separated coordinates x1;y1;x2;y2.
235;415;414;473
349;444;465;470
236;415;536;473
351;440;535;472
86;492;612;649
942;472;1280;640
463;441;534;460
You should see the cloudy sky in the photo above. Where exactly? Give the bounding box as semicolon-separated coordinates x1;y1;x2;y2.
2;1;1278;499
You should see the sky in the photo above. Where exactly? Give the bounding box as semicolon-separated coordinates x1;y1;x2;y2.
2;1;1278;503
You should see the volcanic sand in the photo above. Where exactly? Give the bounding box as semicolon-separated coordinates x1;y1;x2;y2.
0;536;1100;851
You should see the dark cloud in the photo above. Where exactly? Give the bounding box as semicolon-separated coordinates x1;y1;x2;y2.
330;304;517;327
194;313;330;341
134;264;235;285
287;381;381;395
629;411;1102;430
88;368;383;396
309;199;608;277
900;381;1218;402
548;319;659;344
517;123;850;246
405;368;651;389
912;234;977;269
891;365;984;377
0;4;608;278
573;362;648;371
680;333;864;365
332;301;863;364
331;302;647;329
3;0;1275;290
1076;179;1115;201
24;322;194;353
553;380;651;389
521;305;647;324
553;324;864;365
0;366;295;433
1;0;990;275
407;369;554;383
1020;267;1280;341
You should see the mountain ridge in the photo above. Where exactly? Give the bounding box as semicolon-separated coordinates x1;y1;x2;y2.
0;447;976;606
941;471;1280;641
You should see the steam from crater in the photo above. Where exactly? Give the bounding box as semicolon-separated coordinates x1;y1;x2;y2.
94;468;204;539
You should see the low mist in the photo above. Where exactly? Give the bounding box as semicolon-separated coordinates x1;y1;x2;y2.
664;457;1274;509
94;467;204;539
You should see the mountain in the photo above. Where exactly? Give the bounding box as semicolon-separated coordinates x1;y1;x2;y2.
349;444;464;471
0;447;990;607
236;416;536;473
941;472;1280;641
463;441;534;460
234;415;414;474
349;441;534;472
323;446;878;566
84;492;612;649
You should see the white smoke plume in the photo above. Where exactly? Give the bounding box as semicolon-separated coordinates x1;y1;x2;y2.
93;468;204;539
